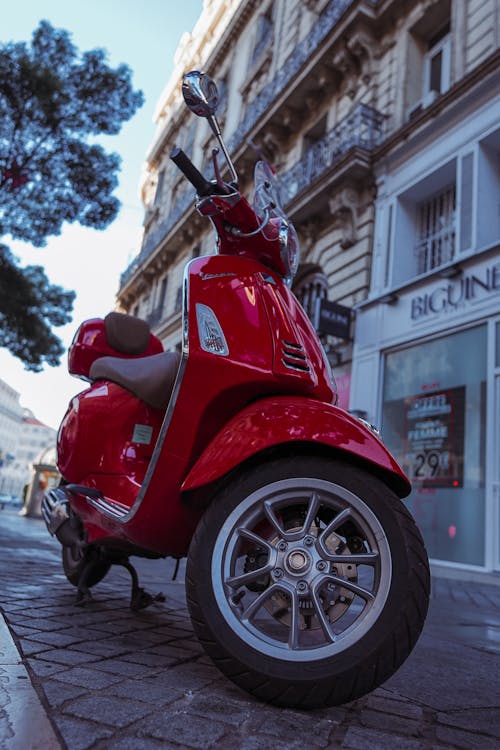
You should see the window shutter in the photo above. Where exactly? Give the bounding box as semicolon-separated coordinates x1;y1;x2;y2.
459;153;474;253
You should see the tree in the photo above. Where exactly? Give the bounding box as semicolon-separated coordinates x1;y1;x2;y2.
0;21;143;369
0;245;75;371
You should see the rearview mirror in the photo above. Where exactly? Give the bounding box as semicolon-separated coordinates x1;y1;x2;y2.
182;71;219;118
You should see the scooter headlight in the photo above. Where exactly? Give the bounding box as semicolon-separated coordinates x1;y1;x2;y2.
278;219;300;287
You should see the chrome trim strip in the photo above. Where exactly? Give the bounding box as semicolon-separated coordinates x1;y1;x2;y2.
96;258;194;525
85;496;129;519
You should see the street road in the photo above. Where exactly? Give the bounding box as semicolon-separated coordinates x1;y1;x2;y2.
0;510;499;749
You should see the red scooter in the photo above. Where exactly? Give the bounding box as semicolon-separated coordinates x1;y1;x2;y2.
43;71;429;709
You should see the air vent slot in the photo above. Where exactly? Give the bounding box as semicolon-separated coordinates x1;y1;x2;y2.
281;340;311;373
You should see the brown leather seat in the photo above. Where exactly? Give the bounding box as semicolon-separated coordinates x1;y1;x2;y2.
89;351;181;411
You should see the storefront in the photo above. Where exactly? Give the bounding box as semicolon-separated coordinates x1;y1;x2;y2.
351;253;500;573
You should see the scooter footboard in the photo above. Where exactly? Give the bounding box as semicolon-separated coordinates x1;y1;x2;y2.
181;396;411;498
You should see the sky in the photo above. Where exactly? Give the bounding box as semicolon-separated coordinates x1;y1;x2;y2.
1;0;203;429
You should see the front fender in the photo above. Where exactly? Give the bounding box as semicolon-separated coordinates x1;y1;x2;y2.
182;396;411;497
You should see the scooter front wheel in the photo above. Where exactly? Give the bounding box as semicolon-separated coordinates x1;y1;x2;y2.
186;456;429;709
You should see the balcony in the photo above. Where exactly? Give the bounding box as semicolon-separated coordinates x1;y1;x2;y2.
280;103;384;206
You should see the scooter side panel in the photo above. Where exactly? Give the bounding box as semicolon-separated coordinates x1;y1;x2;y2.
181;396;411;498
57;382;163;488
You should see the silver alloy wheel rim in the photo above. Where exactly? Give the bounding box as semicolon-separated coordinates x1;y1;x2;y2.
211;477;392;662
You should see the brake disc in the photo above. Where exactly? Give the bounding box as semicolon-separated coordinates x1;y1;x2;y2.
264;526;358;630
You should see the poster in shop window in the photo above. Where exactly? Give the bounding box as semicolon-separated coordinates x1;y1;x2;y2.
402;387;465;488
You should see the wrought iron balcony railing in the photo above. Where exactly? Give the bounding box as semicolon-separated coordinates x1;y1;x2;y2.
279;103;384;205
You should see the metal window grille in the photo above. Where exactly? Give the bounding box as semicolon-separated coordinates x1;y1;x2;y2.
415;184;456;274
294;271;329;331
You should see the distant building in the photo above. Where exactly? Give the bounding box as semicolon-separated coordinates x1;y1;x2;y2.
116;0;500;574
0;377;23;495
0;374;57;501
15;410;57;501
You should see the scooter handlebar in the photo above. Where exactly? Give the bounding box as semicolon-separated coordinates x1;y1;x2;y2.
170;146;213;196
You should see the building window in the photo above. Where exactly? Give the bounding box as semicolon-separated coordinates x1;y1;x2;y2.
293;265;328;330
174;286;182;313
423;26;451;104
154;169;165;207
389;152;475;286
251;5;274;68
302;114;328;156
415;183;456;275
406;4;451;118
157;276;168;313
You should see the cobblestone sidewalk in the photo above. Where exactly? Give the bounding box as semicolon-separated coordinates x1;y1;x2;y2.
1;512;499;749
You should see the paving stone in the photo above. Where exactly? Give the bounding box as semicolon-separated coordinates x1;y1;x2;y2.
121;651;176;668
358;708;421;736
437;707;500;738
434;724;500;749
138;711;229;748
184;691;254;726
100;736;176;750
21;630;84;647
36;648;100;666
106;676;186;705
42;678;88;708
6;616;68;631
219;734;305;750
69;639;132;657
147;643;200;660
365;693;424;720
341;726;427;750
26;657;66;677
52;715;114;750
50;666;124;689
92;658;161;678
16;638;52;657
248;706;336;747
63;694;153;728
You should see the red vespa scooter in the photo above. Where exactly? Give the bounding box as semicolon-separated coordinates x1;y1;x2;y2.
43;71;429;709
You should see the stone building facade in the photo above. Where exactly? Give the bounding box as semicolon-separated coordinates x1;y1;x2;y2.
116;0;500;573
0;377;23;496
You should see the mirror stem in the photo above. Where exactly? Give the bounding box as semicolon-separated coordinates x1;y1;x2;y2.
208;115;238;186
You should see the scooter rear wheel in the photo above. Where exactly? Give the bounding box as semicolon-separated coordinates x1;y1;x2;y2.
186;455;429;709
62;545;111;588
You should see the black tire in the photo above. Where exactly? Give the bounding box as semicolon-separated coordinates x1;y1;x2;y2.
62;544;111;588
186;456;430;709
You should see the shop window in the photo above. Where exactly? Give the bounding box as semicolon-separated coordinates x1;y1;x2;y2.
381;326;487;566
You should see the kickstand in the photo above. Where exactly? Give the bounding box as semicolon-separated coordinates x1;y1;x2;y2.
117;558;166;611
75;558;98;606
